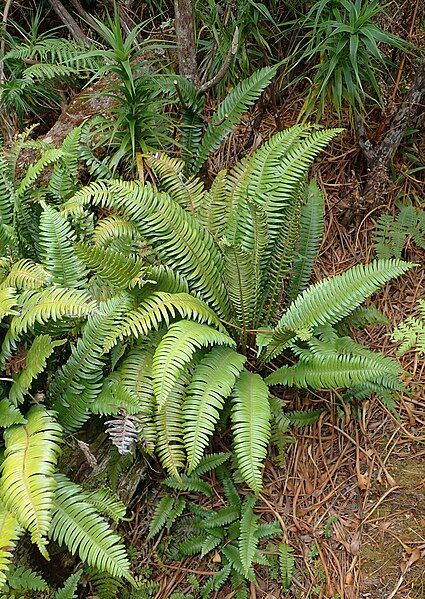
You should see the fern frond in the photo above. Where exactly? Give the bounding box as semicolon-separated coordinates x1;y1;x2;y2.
51;297;130;433
192;67;276;173
198;170;231;239
86;569;123;599
83;487;127;524
51;474;131;579
92;379;142;416
16;149;62;198
222;242;256;334
279;542;295;590
75;242;145;289
183;347;245;472
190;452;229;476
147;494;175;539
374;204;425;259
9;335;64;405
0;503;21;588
0;399;25;427
92;214;139;250
163;474;213;496
103;292;222;352
155;375;187;478
5;566;48;591
152;320;235;410
392;300;425;355
146;153;205;214
268;260;415;354
105;411;139;455
64;180;229;316
0;259;49;290
287;181;325;303
231;371;271;493
48;126;83;202
238;495;259;576
0;156;14;226
53;571;82;599
0;406;62;557
39;203;86;288
0;287;17;322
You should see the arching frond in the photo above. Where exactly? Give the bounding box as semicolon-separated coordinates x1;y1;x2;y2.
152;320;235;410
0;287;17;322
231;371;271;494
192;67;277;173
183;347;246;472
53;571;83;599
75;242;145;289
48;126;83;202
50;474;131;579
92;214;139;250
16;149;62;199
0;406;62;557
103;292;222;352
268;260;415;355
0;399;25;427
222;242;256;334
9;335;64;405
39;203;86;288
155;375;187;478
0;259;50;290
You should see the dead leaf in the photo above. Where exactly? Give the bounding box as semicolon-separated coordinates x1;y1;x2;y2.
345;571;354;585
212;551;221;564
400;548;422;574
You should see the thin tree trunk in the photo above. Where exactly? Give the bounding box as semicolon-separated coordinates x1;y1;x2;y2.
46;0;89;43
174;0;200;87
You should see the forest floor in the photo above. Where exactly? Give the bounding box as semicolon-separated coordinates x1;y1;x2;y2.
122;103;425;599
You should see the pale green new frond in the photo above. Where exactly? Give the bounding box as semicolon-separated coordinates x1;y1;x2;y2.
53;571;82;599
238;495;259;576
9;335;64;405
231;371;271;493
83;487;127;523
0;288;17;322
0;259;50;290
198;170;231;239
103;291;221;352
392;300;425;355
51;297;130;433
192;67;277;173
287;180;325;303
183;347;246;473
16;149;63;198
75;242;145;289
156;375;187;478
51;474;131;579
0;399;25;427
0;503;22;589
222;243;257;333
0;406;62;557
152;320;235;410
146;153;205;214
39;204;86;288
269;260;415;354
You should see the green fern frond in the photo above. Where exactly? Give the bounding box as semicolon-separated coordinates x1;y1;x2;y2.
155;375;187;478
392;300;425;355
86;569;123;599
0;222;17;256
198;170;231;239
48;126;83;202
268;260;415;354
0;399;25;427
9;335;64;405
146;153;205;214
39;203;86;288
192;67;277;173
238;495;259;577
374;204;425;259
0;156;14;226
231;371;271;493
51;297;130;433
147;494;175;540
51;473;131;579
5;566;48;592
142;264;190;294
203;506;239;529
16;149;63;198
222;242;257;334
190;452;229;476
279;542;295;590
0;406;62;557
75;242;145;289
103;292;222;352
83;487;127;524
152;320;235;410
0;287;17;322
0;259;50;290
287;181;325;303
0;503;21;588
92;379;142;416
286;409;322;427
92;214;139;250
183;347;245;473
163;474;213;496
53;571;83;599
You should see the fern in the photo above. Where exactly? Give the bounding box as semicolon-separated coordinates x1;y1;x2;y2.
147;494;175;539
392;300;425;355
374;204;425;259
0;259;49;290
75;242;145;289
279;542;295;590
231;371;271;493
192;67;277;173
183;347;245;472
6;566;48;591
39;203;86;288
152;320;235;409
287;181;324;303
8;335;64;405
83;487;127;524
0;399;25;428
0;288;17;322
0;503;21;588
50;474;131;579
238;496;259;576
105;411;139;455
0;406;62;557
53;571;83;599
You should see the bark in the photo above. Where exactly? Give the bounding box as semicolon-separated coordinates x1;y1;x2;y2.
361;59;425;204
46;0;89;43
174;0;200;87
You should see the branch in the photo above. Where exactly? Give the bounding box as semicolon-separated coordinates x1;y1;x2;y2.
199;26;239;93
0;0;14;84
46;0;89;43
